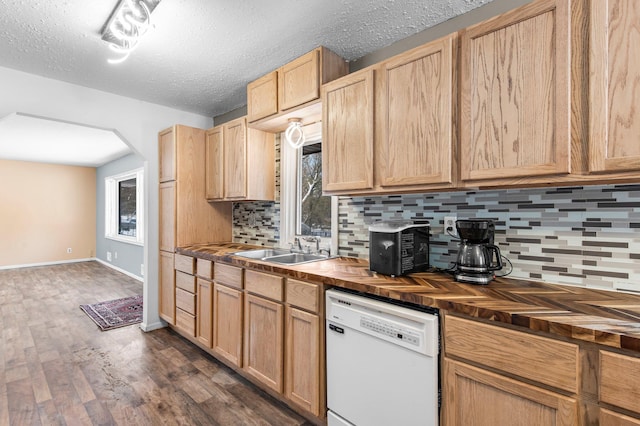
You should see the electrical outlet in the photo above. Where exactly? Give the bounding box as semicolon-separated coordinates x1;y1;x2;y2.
141;264;145;277
66;247;72;254
107;251;112;262
444;216;457;236
115;252;118;259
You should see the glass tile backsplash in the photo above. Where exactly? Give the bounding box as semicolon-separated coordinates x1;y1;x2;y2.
232;140;640;292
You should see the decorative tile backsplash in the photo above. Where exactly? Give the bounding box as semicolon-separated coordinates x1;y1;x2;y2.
232;140;640;292
339;185;640;292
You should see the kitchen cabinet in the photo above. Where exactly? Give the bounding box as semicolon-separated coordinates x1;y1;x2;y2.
322;68;375;192
247;47;348;133
196;258;214;348
158;250;175;324
589;0;640;174
600;351;640;418
322;33;457;195
600;409;640;426
442;314;579;425
285;279;323;417
205;117;275;202
459;0;571;184
174;254;196;337
157;125;232;326
443;360;578;426
212;263;244;367
243;270;284;393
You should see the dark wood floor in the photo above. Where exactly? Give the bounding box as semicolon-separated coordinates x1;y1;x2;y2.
0;261;310;426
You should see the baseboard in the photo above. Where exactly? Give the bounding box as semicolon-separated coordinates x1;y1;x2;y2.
0;258;95;270
95;258;144;282
140;320;166;332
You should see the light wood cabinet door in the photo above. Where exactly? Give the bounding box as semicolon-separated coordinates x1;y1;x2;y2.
196;278;213;348
159;181;175;252
600;408;640;426
159;251;175;324
443;359;578;426
247;71;278;122
279;49;319;111
159;127;175;183
589;0;640;173
212;283;243;367
460;0;570;182
600;350;640;414
223;117;247;200
322;68;375;192
285;307;321;416
243;294;284;393
380;34;455;188
205;126;224;201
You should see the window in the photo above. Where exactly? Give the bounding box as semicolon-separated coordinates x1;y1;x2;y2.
298;143;331;237
105;168;144;245
280;123;337;252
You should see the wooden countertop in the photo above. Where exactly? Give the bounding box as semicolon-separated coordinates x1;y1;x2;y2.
177;243;640;352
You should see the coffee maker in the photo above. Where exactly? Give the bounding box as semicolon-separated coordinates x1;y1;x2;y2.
454;219;503;284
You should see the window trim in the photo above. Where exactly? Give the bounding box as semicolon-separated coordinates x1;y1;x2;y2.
105;167;144;246
279;124;338;253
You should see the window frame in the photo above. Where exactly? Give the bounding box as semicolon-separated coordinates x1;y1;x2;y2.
280;124;337;253
105;167;144;246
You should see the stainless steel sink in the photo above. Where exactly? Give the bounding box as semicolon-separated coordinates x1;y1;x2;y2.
233;248;291;259
263;253;330;265
233;249;332;265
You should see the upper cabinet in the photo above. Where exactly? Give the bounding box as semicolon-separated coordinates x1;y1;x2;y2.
205;117;275;202
459;0;571;184
322;69;375;192
322;34;457;195
247;47;348;133
589;0;640;174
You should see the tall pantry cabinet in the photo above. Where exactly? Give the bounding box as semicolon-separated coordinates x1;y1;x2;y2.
158;125;232;324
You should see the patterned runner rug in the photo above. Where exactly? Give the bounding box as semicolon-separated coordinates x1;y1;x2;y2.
80;294;143;331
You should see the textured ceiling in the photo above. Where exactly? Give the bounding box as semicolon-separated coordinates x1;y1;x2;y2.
0;0;492;117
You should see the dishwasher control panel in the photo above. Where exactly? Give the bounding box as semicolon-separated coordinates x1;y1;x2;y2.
361;316;420;346
326;289;438;356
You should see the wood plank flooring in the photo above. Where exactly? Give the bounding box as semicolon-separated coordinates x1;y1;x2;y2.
0;261;310;426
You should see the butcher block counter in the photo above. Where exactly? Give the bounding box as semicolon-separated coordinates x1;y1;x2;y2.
176;242;640;425
178;242;640;351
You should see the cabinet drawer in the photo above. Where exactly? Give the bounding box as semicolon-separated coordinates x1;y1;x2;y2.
175;271;196;293
196;258;213;280
176;308;196;336
176;288;196;315
445;315;578;393
174;254;195;274
600;351;640;413
214;263;243;289
286;279;319;313
245;270;283;301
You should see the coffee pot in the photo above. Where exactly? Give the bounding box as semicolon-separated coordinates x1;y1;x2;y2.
454;219;503;284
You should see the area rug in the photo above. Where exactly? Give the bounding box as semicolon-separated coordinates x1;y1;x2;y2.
80;295;143;331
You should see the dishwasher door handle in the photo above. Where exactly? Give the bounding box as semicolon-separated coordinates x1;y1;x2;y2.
329;323;344;334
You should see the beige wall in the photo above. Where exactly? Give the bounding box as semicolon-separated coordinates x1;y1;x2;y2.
0;159;96;267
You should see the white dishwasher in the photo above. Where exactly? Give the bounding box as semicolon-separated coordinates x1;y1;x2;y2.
326;289;439;426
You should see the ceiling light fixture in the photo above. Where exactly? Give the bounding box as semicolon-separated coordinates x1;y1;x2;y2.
285;118;305;149
101;0;162;64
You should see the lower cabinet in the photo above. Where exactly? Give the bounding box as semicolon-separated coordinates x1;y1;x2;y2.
243;293;284;392
212;283;243;367
158;250;175;324
196;278;213;347
443;359;578;426
600;409;640;426
165;259;326;422
285;306;321;416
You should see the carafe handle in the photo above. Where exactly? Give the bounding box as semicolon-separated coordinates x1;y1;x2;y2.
487;245;503;271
